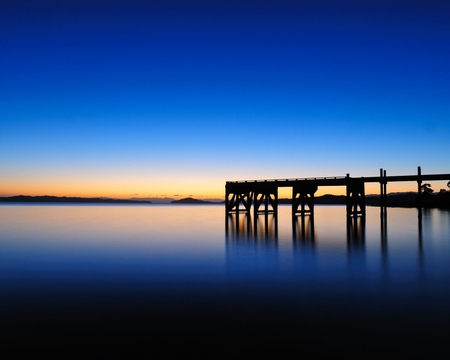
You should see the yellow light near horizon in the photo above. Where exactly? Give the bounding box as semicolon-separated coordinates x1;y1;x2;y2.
0;175;228;199
1;176;447;200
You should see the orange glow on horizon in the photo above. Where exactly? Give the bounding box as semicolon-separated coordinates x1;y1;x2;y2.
1;178;448;200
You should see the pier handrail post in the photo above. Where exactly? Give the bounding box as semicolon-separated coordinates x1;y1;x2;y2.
379;168;384;208
417;166;422;218
384;170;387;203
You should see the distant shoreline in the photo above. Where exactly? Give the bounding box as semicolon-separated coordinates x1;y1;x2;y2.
0;195;153;204
1;193;448;208
0;195;224;205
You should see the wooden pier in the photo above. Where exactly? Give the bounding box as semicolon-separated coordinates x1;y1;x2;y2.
225;167;450;218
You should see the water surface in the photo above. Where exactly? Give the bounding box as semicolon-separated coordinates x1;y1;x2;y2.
1;204;449;357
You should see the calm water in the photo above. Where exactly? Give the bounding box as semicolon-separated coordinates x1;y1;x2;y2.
1;204;449;357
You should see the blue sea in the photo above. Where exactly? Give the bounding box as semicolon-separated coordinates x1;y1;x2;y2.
1;204;449;357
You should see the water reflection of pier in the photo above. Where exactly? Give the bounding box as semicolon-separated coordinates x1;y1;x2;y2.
292;214;315;244
226;204;430;262
225;213;278;242
226;207;433;295
226;212;317;243
226;211;365;247
379;208;426;280
347;215;365;248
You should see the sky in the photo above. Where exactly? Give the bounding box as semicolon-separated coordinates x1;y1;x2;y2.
1;0;449;199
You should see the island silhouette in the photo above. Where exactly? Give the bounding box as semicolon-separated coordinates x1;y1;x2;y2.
171;197;216;204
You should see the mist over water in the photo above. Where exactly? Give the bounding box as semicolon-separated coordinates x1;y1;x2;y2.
1;204;449;357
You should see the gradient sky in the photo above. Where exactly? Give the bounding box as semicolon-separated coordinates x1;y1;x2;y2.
1;0;449;199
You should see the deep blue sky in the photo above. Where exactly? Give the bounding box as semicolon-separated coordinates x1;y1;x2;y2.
1;0;449;198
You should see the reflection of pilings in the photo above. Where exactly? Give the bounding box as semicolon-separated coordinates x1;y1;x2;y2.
418;208;425;256
380;210;388;278
418;208;426;282
381;210;388;253
225;214;279;280
254;213;278;242
226;212;278;244
292;214;315;244
346;214;366;280
346;215;366;249
225;213;253;242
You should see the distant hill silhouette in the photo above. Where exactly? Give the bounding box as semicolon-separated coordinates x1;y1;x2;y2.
0;195;152;204
280;192;449;208
129;197;174;203
171;197;216;204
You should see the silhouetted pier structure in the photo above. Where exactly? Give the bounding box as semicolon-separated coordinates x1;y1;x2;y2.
226;167;450;218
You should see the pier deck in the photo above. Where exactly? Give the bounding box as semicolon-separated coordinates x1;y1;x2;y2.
225;167;450;217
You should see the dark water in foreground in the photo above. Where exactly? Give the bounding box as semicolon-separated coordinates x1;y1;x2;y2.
1;204;449;357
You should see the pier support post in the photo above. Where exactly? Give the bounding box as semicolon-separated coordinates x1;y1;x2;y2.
225;182;253;214
292;183;318;216
346;175;366;217
253;182;278;216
